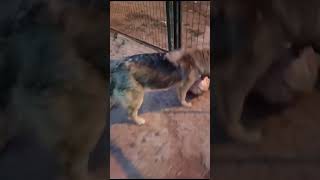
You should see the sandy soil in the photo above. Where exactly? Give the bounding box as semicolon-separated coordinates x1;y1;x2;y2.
110;32;210;179
110;1;210;50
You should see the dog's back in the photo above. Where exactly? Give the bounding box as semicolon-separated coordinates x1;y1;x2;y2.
123;53;183;89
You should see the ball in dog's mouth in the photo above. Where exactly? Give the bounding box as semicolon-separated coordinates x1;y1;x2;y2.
189;76;210;95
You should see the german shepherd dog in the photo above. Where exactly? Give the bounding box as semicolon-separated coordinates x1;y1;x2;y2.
0;0;106;180
110;48;210;125
214;0;320;143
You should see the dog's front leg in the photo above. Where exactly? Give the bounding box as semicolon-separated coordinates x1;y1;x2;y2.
178;71;198;107
216;21;285;143
216;78;263;143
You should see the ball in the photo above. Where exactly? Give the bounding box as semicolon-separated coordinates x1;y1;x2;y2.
189;76;210;95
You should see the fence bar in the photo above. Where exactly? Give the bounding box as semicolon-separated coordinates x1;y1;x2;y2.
166;1;175;51
173;1;181;49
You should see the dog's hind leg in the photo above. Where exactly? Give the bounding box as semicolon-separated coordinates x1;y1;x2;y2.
117;82;145;125
113;69;146;125
115;80;145;125
126;88;145;125
216;21;287;143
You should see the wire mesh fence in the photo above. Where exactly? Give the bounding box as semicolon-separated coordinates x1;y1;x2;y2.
110;1;168;50
181;1;210;49
110;1;210;51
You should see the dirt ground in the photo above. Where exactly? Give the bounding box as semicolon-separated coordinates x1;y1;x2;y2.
213;91;320;179
109;32;210;179
110;1;210;50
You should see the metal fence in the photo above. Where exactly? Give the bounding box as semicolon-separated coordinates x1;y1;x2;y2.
110;1;210;51
110;1;168;51
181;1;210;49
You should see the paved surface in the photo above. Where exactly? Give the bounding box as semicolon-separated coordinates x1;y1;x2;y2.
110;32;210;179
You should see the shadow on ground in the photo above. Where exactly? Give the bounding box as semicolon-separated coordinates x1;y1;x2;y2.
110;88;202;125
110;142;143;179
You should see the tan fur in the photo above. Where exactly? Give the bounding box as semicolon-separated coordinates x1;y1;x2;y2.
165;48;210;77
166;48;210;107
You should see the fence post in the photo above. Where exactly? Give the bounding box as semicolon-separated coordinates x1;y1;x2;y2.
173;1;181;49
166;1;181;51
166;1;174;51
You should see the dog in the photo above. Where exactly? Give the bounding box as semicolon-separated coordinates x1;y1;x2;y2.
214;0;320;143
0;0;107;180
110;48;210;125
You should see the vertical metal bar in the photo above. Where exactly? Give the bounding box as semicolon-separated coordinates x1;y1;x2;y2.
173;2;177;49
166;1;174;51
177;1;182;48
174;1;181;49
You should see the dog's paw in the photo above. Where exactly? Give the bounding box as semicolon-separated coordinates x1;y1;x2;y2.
182;101;192;107
135;117;146;125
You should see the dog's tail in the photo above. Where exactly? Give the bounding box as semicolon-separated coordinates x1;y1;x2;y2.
165;48;211;78
164;48;186;67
